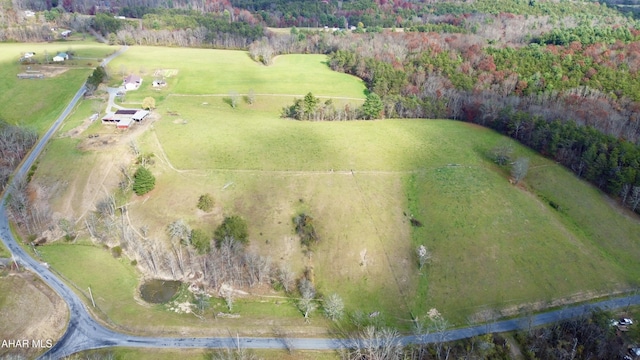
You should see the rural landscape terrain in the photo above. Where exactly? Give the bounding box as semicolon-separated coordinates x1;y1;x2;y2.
3;0;640;359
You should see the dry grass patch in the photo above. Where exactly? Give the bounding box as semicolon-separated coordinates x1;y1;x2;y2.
0;272;68;359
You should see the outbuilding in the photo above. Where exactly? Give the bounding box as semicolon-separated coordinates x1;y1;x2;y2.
116;117;133;129
53;52;69;62
124;74;142;90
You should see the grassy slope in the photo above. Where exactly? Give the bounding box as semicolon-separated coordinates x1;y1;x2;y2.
153;102;640;324
0;42;114;134
31;46;640;331
107;46;366;99
38;243;323;333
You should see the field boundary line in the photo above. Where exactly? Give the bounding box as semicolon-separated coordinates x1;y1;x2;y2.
349;171;412;314
147;134;481;177
167;93;365;101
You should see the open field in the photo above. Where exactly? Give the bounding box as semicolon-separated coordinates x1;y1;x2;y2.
0;271;68;359
28;46;640;333
0;41;114;134
106;46;366;103
38;243;330;335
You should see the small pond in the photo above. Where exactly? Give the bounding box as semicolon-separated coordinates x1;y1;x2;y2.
139;279;182;303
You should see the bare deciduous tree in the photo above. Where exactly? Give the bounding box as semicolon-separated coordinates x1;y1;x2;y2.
298;278;317;320
224;289;234;312
229;91;239;109
96;195;116;218
344;326;403;360
277;265;295;293
492;141;514;166
209;343;260;360
129;140;140;157
511;157;530;184
194;293;210;317
323;293;344;321
416;244;431;270
167;219;191;245
247;89;255;105
629;186;640;211
58;218;77;242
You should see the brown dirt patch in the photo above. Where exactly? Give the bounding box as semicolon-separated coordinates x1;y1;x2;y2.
0;271;68;359
20;65;72;78
51;114;158;223
40;65;72;77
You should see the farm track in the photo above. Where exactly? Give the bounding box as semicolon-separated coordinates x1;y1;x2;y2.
1;46;640;359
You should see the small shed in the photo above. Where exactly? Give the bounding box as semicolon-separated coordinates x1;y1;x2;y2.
53;52;69;62
132;110;149;122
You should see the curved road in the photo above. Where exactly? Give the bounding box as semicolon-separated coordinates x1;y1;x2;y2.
1;46;640;359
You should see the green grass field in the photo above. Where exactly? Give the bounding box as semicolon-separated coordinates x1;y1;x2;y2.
107;46;366;101
0;241;9;258
38;243;328;334
28;45;640;332
0;42;114;133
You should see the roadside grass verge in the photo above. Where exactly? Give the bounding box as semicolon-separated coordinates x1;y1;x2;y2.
37;243;150;325
58;97;105;134
37;243;328;334
31;137;98;212
72;347;339;360
0;241;9;258
0;42;114;134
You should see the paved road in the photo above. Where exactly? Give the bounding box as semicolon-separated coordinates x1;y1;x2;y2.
6;47;127;183
1;45;640;359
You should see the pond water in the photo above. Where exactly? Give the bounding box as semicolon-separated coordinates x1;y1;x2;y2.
139;279;182;303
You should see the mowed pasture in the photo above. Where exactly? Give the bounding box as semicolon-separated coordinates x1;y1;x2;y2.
38;243;311;335
106;46;366;103
30;46;640;331
0;42;114;134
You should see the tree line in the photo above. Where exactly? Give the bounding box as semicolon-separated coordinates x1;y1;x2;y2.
246;27;640;213
0;121;37;193
91;9;263;48
273;30;640;212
